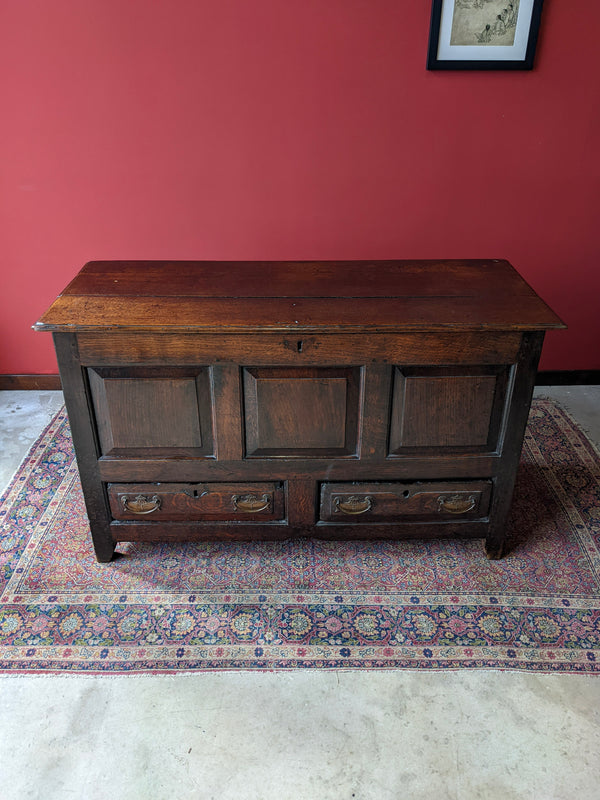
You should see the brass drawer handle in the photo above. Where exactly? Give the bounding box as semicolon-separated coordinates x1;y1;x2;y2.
438;494;476;514
232;493;271;513
334;495;373;515
121;493;161;515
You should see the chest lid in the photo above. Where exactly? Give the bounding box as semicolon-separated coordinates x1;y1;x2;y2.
34;259;565;333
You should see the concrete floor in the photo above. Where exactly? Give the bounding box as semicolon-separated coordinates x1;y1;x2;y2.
1;388;599;800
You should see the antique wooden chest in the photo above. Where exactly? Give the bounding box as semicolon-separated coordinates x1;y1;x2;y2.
35;260;564;561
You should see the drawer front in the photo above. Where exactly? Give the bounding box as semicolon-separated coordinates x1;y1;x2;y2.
319;481;492;523
108;482;285;522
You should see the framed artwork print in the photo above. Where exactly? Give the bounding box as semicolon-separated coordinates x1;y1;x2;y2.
427;0;544;70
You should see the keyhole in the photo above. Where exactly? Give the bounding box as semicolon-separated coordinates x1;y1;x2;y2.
193;489;199;498
297;340;303;352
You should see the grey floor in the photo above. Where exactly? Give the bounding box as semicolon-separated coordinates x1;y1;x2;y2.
0;388;599;800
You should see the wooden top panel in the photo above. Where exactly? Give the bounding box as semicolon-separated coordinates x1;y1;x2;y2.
35;260;565;332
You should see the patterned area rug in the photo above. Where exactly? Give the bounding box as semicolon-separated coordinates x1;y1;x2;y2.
1;398;599;674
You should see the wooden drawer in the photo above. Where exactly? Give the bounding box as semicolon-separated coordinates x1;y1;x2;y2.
319;481;492;523
108;482;285;522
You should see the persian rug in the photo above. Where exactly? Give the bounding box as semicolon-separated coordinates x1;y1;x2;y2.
0;398;599;674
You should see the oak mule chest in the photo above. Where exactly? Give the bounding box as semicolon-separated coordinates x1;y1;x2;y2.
35;260;564;562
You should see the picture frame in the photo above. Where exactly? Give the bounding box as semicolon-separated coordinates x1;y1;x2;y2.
427;0;544;70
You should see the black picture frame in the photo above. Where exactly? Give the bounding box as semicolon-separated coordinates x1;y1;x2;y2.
427;0;544;70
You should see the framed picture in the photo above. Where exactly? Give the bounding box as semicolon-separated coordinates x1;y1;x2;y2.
427;0;544;70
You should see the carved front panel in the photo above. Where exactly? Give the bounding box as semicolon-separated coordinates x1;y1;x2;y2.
389;366;511;454
243;366;362;457
88;366;214;456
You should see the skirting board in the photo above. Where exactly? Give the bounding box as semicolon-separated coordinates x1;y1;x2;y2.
535;371;600;386
0;375;62;391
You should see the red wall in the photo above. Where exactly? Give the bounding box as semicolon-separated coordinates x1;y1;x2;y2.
2;0;599;373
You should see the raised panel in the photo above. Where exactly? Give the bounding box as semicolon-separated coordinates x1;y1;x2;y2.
243;366;361;457
389;366;511;454
88;367;214;456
